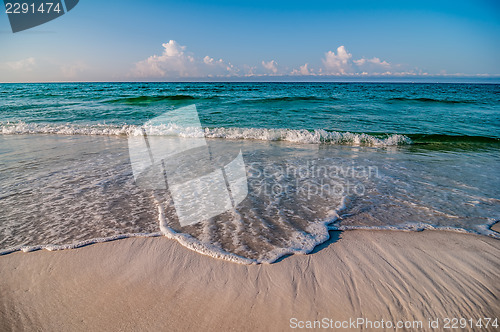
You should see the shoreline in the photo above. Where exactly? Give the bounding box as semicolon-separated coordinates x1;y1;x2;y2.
1;229;498;331
1;222;499;262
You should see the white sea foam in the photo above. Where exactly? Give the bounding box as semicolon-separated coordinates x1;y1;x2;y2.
1;121;137;136
0;232;162;256
152;193;257;264
204;127;411;146
329;222;500;239
0;122;411;146
2;221;497;260
1;127;498;263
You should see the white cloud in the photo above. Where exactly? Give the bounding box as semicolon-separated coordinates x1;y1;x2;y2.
132;40;239;78
353;57;390;67
322;46;352;75
132;40;196;78
203;56;215;65
4;57;36;71
203;56;226;66
353;57;391;74
291;63;311;76
130;41;408;79
320;46;396;75
261;60;278;74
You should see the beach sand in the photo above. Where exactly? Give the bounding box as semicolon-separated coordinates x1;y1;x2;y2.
491;222;500;234
1;229;499;331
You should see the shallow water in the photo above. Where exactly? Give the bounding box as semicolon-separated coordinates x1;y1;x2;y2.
0;83;499;263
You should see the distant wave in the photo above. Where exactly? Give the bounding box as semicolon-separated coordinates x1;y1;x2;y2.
0;122;411;146
104;95;197;104
103;95;477;105
242;96;333;103
387;97;475;104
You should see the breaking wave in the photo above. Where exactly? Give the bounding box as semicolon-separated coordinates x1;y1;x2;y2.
0;122;412;146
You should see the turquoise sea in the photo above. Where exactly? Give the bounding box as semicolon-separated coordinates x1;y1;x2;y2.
0;83;499;263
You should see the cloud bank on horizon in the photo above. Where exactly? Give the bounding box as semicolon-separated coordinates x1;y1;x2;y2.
130;40;424;79
0;40;496;82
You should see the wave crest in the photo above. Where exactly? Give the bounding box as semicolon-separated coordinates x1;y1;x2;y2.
204;127;411;146
0;122;411;146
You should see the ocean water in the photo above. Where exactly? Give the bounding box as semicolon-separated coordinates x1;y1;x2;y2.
0;82;499;263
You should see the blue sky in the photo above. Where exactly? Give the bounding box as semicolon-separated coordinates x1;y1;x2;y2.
0;0;499;81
